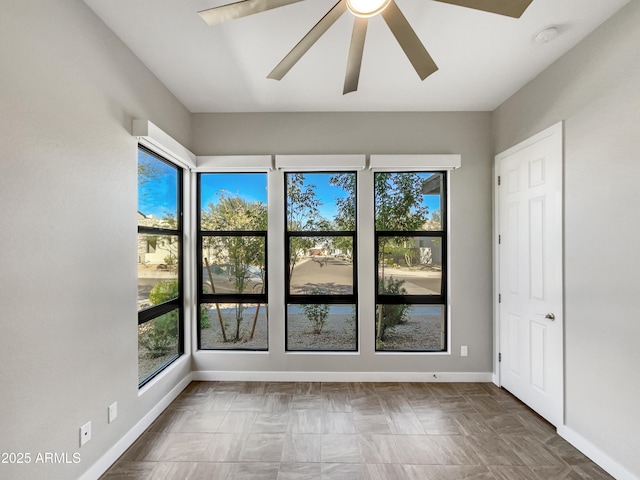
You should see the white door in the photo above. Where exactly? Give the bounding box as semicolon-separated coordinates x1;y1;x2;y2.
497;123;563;427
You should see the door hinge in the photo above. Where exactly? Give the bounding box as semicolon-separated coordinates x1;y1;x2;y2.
498;176;501;186
498;294;502;303
498;235;501;244
499;353;502;362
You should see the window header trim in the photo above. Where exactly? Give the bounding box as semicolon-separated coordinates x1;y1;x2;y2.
195;155;273;172
133;119;196;169
276;155;366;171
370;154;461;171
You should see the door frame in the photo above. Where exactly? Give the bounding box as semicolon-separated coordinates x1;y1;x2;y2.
492;122;564;424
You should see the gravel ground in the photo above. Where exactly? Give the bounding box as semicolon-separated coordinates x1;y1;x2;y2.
286;312;357;351
200;307;442;352
377;315;444;351
139;306;443;380
201;305;269;350
138;345;178;384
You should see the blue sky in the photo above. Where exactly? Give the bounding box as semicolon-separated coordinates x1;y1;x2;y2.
200;173;268;211
141;169;441;220
292;173;350;220
296;172;441;220
138;150;178;218
291;172;442;220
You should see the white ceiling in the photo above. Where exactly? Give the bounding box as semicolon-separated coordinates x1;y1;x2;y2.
84;0;629;113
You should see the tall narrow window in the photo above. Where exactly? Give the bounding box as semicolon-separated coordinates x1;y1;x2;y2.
137;146;183;386
374;172;447;351
198;173;268;350
285;172;357;351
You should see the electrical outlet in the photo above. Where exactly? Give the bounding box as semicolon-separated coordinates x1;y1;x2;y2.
108;402;118;424
461;345;468;357
79;421;91;447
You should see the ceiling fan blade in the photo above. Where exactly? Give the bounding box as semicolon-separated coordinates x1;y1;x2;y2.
343;17;368;94
198;0;304;26
381;1;438;81
432;0;533;18
268;0;347;80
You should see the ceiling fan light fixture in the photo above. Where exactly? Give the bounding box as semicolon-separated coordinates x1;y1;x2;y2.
346;0;391;18
198;0;532;93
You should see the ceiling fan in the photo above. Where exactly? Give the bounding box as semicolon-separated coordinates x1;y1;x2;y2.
198;0;534;94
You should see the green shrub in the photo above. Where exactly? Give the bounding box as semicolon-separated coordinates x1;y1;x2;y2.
140;280;212;358
376;276;411;342
140;281;179;358
200;306;211;329
139;311;178;358
148;280;178;305
301;288;329;334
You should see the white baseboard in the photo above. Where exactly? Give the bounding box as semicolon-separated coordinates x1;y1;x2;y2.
558;425;639;480
192;370;493;383
79;372;193;480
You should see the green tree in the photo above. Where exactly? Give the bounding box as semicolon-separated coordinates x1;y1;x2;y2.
202;194;267;341
287;173;322;230
329;173;356;231
374;172;430;231
286;173;326;280
328;173;356;261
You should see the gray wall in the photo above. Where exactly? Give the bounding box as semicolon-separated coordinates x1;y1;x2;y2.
492;1;640;476
191;112;494;375
0;1;191;479
8;0;637;476
0;2;495;477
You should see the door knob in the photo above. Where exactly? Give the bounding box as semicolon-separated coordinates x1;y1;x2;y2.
536;312;555;321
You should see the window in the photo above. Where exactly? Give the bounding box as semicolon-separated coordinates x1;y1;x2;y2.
374;172;447;351
198;173;268;350
285;172;357;351
137;146;183;386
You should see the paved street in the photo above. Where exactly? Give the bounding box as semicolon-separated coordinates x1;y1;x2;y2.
379;265;441;295
139;258;441;302
290;257;353;294
290;257;441;295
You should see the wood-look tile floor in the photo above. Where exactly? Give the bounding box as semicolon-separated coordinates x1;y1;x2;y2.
102;382;613;480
